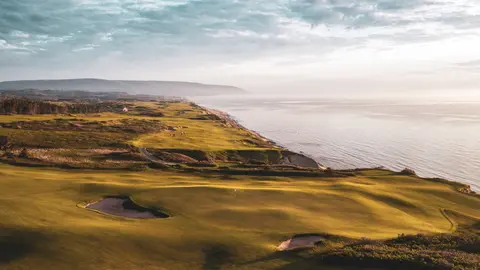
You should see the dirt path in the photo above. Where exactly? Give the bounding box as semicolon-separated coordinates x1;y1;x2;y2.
440;208;458;232
138;148;160;162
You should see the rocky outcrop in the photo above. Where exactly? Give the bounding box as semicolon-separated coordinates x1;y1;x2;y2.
281;151;321;169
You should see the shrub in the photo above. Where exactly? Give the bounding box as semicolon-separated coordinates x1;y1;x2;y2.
186;162;217;168
19;148;28;158
318;231;480;270
400;168;416;176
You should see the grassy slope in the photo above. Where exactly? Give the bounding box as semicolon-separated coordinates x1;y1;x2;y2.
0;164;479;269
132;117;268;150
1;101;479;269
132;102;270;150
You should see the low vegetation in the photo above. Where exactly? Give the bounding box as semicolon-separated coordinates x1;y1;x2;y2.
0;100;280;168
0;97;123;114
1;118;164;133
286;212;480;270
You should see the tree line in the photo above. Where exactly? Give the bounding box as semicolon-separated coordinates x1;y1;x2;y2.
0;98;119;115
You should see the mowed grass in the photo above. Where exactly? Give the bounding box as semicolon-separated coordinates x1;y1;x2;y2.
131;101;274;150
132;117;270;150
0;164;479;270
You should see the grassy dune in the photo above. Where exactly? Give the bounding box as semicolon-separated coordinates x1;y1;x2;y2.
0;164;479;269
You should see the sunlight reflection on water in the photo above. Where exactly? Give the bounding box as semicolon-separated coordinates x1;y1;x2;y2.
194;95;480;192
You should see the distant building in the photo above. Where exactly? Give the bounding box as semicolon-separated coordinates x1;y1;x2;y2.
122;107;129;113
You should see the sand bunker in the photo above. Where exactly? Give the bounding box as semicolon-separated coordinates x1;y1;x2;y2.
278;235;324;251
86;196;169;219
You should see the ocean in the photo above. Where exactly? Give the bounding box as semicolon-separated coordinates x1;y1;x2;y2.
193;95;480;192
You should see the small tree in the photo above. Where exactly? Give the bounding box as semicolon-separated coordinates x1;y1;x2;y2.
400;168;416;176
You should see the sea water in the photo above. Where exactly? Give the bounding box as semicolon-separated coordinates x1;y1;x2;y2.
194;95;480;192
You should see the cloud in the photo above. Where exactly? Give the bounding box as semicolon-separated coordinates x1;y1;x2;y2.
457;59;480;67
455;59;480;73
0;0;479;85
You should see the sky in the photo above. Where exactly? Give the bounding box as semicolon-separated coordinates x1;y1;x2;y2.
1;0;480;95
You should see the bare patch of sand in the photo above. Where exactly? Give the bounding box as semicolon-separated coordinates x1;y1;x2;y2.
278;235;324;251
86;196;169;219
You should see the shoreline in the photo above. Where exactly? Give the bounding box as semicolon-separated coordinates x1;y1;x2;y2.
204;107;283;148
196;102;478;195
199;104;328;170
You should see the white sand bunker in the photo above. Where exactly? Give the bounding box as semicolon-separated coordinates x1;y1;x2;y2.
86;196;169;219
278;235;324;251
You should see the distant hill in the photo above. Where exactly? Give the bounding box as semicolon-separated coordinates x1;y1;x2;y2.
0;79;246;97
0;89;178;101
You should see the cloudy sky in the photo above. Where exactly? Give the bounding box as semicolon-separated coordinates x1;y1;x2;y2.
1;0;479;94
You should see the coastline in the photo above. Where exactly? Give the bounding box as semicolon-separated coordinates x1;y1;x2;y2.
199;104;327;170
191;96;480;194
204;107;282;148
197;102;478;195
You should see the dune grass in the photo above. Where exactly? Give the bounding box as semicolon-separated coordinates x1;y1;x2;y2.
0;164;479;269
